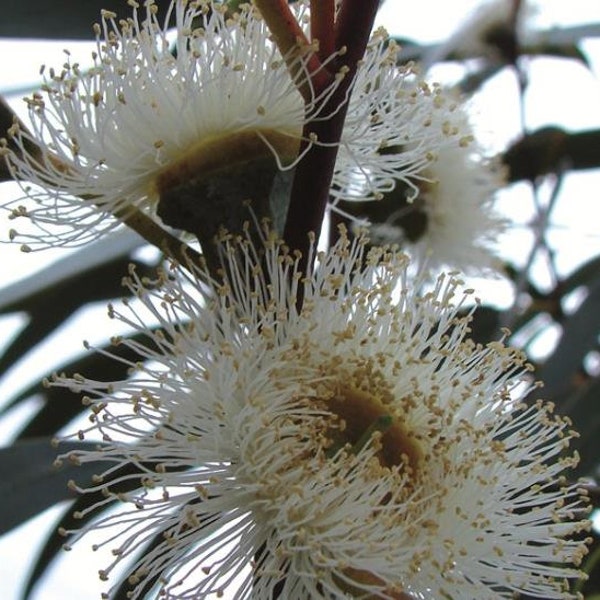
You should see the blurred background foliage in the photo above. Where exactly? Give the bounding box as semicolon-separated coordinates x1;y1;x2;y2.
0;1;600;598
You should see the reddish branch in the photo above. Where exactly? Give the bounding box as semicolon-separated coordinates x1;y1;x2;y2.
253;0;331;101
310;0;335;62
282;0;380;276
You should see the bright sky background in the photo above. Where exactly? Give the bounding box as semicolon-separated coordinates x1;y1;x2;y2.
0;1;599;599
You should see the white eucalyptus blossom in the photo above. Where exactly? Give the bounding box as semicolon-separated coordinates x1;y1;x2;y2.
54;228;590;599
411;145;506;273
368;112;507;274
426;0;534;66
2;0;462;250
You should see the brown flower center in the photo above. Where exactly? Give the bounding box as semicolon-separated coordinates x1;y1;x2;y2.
319;373;422;599
325;384;422;473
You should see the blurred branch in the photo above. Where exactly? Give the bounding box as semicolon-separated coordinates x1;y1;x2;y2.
394;22;600;65
503;127;600;182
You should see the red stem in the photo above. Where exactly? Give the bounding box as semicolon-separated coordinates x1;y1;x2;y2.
310;0;336;63
283;0;380;278
334;0;380;71
254;0;330;101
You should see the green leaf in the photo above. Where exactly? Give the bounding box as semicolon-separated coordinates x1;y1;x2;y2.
23;457;189;599
464;306;500;344
0;230;143;313
22;459;146;600
559;255;600;296
0;255;155;377
537;279;600;401
553;375;600;478
503;127;600;182
0;1;171;39
392;23;600;68
458;64;503;95
0;438;100;534
11;330;157;439
522;41;589;65
0;95;41;182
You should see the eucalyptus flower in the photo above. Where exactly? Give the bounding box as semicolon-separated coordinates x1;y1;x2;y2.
408;144;506;273
2;0;462;251
54;228;590;599
371;134;506;273
427;0;533;66
342;106;507;274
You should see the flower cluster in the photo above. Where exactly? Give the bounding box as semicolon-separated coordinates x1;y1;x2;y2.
2;0;464;250
1;1;590;598
54;229;590;600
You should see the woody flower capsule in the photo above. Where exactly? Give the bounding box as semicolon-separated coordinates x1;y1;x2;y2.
54;228;590;599
2;0;464;257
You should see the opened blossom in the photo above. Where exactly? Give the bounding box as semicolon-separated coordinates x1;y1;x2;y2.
342;105;507;274
54;228;589;599
2;0;463;250
373;129;506;273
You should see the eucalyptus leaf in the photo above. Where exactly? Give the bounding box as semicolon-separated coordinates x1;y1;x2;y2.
554;375;600;478
0;95;41;182
393;23;600;68
503;127;600;182
0;0;170;39
559;255;600;297
22;460;148;600
0;438;100;534
23;457;189;599
12;330;157;439
0;255;156;378
464;305;500;344
537;278;600;401
0;229;143;313
458;64;504;94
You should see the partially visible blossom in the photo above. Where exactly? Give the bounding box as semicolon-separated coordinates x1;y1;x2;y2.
348;110;507;274
429;0;534;65
408;142;506;273
2;0;462;250
54;228;590;599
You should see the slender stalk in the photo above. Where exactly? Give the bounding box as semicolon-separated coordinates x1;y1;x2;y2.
253;0;309;55
310;0;335;62
499;169;564;331
334;0;380;72
253;0;330;101
116;207;203;269
283;0;380;277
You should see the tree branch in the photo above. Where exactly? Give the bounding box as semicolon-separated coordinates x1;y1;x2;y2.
310;0;336;62
283;0;380;277
253;0;330;101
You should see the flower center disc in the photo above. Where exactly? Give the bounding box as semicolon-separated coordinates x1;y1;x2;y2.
325;385;421;600
326;385;422;473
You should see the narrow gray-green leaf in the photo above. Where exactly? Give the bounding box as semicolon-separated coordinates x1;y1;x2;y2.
0;438;101;534
0;229;142;313
538;280;600;400
554;375;600;478
0;1;170;39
